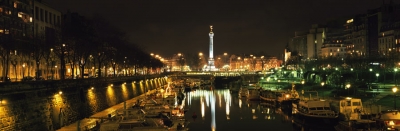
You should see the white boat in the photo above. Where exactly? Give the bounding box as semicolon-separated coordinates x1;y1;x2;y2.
293;99;338;120
334;97;376;131
374;110;400;130
338;97;364;121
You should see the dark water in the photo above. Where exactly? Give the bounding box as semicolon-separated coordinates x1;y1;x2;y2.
183;89;336;131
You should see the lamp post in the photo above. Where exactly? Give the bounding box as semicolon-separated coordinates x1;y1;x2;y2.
395;68;398;86
223;53;227;71
393;87;398;110
346;84;351;96
376;73;380;83
55;66;58;79
369;68;373;89
22;64;25;78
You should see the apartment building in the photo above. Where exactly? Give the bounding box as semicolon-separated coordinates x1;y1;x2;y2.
0;0;33;80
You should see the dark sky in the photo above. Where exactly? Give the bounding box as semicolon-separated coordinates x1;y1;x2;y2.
44;0;385;58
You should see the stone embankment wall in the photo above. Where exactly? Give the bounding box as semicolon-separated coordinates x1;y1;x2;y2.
0;76;167;131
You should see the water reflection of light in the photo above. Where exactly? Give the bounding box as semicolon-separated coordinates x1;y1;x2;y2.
201;97;205;119
226;102;229;116
187;89;236;130
206;92;209;107
253;115;257;119
219;94;221;108
211;91;216;131
239;99;242;108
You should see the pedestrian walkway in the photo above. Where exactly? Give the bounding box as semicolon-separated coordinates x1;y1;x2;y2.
362;90;392;112
57;90;157;131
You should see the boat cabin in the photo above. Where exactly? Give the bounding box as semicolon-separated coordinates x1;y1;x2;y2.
339;97;363;120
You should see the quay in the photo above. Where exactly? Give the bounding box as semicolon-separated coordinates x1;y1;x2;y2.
58;85;188;131
57;89;159;131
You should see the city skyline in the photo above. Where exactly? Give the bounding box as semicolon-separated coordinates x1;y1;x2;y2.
45;0;387;58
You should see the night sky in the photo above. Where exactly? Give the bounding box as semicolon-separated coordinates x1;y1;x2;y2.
44;0;385;58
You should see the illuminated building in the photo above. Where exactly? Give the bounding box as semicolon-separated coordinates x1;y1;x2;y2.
0;0;33;79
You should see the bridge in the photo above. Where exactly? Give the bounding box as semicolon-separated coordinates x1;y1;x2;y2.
185;71;273;76
169;71;274;88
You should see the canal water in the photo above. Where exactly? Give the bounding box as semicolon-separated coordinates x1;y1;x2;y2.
182;89;336;131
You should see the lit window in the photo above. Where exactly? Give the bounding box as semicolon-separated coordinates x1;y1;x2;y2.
0;8;2;13
29;17;32;22
14;2;17;8
0;30;3;33
8;11;11;15
18;12;22;18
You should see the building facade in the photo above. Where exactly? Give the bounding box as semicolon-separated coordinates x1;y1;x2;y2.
307;24;326;59
0;0;33;80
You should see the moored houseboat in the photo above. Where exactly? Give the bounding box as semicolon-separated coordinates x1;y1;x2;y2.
293;99;338;123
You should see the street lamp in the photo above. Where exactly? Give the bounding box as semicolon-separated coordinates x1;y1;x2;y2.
346;84;351;96
376;73;380;83
369;68;373;89
22;64;25;78
393;87;398;109
395;68;398;86
55;66;58;79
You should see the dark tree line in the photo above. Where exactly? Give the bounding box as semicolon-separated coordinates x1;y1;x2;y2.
1;12;163;81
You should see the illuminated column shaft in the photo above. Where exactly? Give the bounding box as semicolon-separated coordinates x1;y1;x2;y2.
209;25;215;67
209;32;214;59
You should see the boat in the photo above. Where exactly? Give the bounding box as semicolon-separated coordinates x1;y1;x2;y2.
333;97;377;131
338;97;364;121
239;82;261;100
374;110;400;130
260;90;277;104
247;88;260;101
238;87;249;97
276;84;300;105
293;99;338;123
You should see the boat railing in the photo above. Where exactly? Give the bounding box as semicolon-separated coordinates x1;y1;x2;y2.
309;110;338;117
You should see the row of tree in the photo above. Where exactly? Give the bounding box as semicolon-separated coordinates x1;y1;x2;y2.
0;12;164;81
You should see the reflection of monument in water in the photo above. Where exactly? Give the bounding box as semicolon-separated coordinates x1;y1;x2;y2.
205;25;218;71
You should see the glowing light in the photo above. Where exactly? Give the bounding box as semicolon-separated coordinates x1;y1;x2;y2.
59;91;62;95
201;98;205;118
389;121;395;126
211;91;216;130
219;94;222;108
239;99;242;108
253;115;258;119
